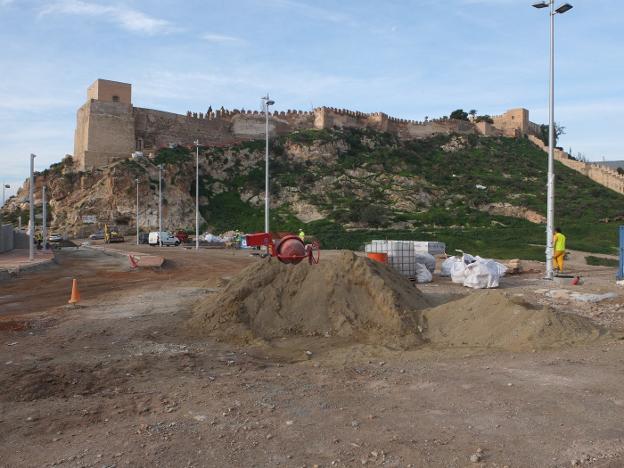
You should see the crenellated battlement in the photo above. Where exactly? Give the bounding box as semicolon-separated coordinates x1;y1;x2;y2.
73;79;535;171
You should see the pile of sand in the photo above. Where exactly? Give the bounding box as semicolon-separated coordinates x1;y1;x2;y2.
190;252;607;351
190;251;430;348
421;290;606;351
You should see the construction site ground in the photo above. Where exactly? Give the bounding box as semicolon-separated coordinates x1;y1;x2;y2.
1;244;624;468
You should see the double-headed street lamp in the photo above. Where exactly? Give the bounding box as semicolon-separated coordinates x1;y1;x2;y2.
532;1;573;279
261;95;275;235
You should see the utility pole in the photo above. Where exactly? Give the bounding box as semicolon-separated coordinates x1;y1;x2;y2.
261;94;275;235
158;164;163;247
29;153;36;261
42;185;47;250
195;140;200;251
136;178;139;245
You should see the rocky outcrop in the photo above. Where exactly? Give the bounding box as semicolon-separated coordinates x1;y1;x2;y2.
478;202;546;224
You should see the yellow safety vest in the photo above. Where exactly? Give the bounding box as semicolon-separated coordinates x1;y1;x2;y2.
299;231;305;241
554;233;566;251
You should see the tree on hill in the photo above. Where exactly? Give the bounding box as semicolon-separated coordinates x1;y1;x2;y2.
450;109;469;121
475;115;494;124
468;109;477;118
538;122;566;146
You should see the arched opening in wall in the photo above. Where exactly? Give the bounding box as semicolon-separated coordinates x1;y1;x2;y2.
112;95;120;102
136;138;144;151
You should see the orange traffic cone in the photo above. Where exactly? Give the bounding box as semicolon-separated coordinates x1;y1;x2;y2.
68;278;80;305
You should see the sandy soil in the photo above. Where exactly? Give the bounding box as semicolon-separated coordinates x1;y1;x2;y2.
1;244;624;467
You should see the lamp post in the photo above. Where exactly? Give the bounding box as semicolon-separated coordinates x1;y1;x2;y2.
194;139;200;251
2;183;9;206
29;153;36;261
532;1;573;279
158;164;163;247
135;178;140;245
42;186;47;250
261;94;275;235
1;183;9;229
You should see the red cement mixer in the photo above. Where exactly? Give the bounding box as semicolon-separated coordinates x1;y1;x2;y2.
245;232;320;265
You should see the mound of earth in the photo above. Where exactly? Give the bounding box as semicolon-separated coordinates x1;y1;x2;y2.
189;251;430;348
422;290;606;351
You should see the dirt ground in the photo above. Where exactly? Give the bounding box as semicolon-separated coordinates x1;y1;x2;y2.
1;244;624;467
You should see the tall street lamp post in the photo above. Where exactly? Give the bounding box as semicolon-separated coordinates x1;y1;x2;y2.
532;1;573;279
2;183;9;206
135;178;140;245
194;140;200;251
42;186;47;250
29;153;36;261
158;164;163;247
261;95;275;235
1;183;9;229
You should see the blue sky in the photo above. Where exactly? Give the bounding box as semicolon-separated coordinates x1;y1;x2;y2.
1;0;622;197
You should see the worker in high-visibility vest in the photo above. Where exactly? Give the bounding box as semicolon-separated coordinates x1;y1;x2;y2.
553;227;566;273
298;229;305;242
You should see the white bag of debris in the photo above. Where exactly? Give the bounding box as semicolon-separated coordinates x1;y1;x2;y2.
474;256;508;277
415;253;436;273
462;260;503;289
442;253;476;281
414;263;433;283
204;233;224;243
440;257;455;277
450;260;468;284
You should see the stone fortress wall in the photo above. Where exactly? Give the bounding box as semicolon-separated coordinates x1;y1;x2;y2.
74;79;528;172
73;79;624;196
527;135;624;195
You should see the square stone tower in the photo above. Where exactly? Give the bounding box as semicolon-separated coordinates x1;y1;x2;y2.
74;79;136;171
492;108;529;137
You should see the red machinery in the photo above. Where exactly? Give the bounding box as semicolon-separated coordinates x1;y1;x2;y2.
245;233;320;265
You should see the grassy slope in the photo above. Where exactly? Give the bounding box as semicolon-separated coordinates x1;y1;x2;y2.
197;129;624;260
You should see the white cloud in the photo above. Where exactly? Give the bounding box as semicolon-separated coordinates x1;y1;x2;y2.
201;33;246;45
40;0;176;34
262;0;356;25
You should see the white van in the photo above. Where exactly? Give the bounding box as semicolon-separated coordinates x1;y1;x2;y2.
148;231;180;247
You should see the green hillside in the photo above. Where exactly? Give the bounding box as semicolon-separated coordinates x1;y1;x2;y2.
194;129;624;260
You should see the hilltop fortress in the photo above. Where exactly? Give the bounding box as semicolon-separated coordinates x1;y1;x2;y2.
74;79;533;171
72;79;624;196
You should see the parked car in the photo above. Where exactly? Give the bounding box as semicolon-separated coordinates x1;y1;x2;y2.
175;230;189;243
148;231;180;247
48;233;63;242
89;231;105;240
138;232;149;244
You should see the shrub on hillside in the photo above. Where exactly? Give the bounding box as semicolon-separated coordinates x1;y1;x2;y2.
154;146;191;165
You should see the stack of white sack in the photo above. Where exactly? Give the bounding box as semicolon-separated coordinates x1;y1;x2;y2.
415;252;436;273
204;233;225;243
440;254;507;289
414;263;433;283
